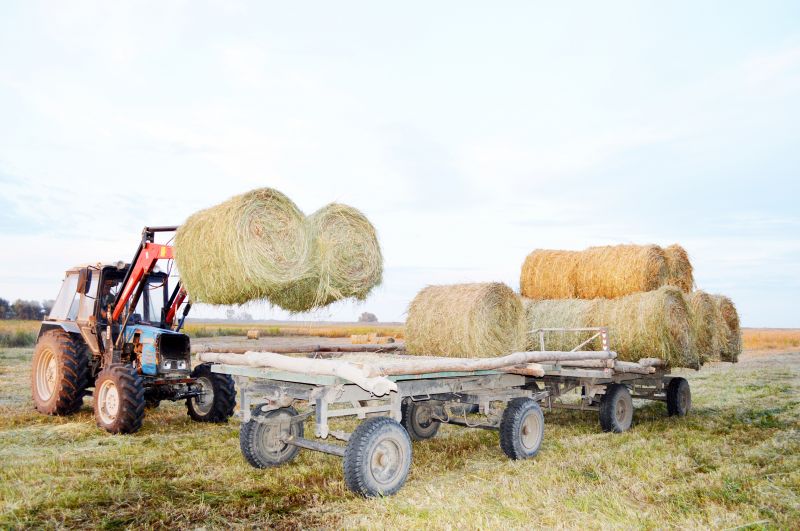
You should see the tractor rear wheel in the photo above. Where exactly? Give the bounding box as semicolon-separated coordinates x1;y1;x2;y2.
31;330;89;416
187;363;236;423
93;364;145;434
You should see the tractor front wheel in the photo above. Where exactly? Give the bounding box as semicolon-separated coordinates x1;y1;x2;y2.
187;363;236;423
93;364;145;434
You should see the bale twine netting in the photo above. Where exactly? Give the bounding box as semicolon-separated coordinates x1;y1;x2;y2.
712;294;742;362
405;282;526;358
521;286;699;368
685;290;728;365
174;188;383;312
520;244;694;300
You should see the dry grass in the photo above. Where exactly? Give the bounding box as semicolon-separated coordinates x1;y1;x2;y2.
522;287;697;368
405;283;526;358
520;244;694;300
1;346;798;529
743;329;800;351
175;189;382;312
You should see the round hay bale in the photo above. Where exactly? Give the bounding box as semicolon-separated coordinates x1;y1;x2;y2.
521;245;677;299
521;298;596;351
246;329;260;340
267;203;383;311
175;188;311;306
712;294;741;362
685;291;726;364
522;287;697;368
664;244;694;291
406;283;526;358
520;250;578;299
306;203;383;306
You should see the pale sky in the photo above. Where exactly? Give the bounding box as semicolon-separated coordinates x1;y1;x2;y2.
1;1;798;326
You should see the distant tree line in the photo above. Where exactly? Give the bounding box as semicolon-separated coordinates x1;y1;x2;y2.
0;298;55;320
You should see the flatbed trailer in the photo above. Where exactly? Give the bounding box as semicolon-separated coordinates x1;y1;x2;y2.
205;330;691;497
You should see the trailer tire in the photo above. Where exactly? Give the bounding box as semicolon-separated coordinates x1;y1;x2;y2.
31;330;89;416
93;364;145;434
499;398;545;460
401;400;440;441
666;377;691;417
240;406;303;468
344;417;412;497
187;363;236;423
599;383;633;433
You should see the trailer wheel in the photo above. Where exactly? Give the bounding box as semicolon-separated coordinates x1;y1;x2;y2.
187;363;236;423
93;364;145;434
499;398;545;460
344;417;412;497
599;384;633;433
240;406;303;468
666;377;691;416
31;330;89;416
401;400;440;441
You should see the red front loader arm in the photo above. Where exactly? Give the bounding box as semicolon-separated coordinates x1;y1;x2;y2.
111;242;186;326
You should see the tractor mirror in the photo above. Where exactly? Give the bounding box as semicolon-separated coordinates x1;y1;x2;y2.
76;269;92;294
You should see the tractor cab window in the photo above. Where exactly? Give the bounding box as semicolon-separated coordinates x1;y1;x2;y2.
49;273;80;321
135;275;168;325
98;275;124;323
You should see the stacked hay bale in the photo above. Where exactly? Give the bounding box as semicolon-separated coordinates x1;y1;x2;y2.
521;287;698;368
405;283;526;358
174;188;383;312
520;244;740;367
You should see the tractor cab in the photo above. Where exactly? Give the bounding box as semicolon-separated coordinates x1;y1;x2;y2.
43;262;191;378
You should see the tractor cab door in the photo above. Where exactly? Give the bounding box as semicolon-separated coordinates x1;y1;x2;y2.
76;269;102;355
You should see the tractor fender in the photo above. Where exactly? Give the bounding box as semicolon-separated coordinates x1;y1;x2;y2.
38;321;81;340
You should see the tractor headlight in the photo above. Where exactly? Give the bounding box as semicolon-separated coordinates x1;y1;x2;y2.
177;361;187;370
162;360;173;370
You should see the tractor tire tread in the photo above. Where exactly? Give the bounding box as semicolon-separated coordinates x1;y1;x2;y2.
32;329;89;416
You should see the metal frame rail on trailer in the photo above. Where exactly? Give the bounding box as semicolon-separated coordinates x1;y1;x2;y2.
211;362;550;497
527;327;693;433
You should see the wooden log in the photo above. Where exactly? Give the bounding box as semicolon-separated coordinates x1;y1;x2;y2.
197;351;397;396
367;350;616;377
613;360;656;374
638;357;666;368
499;363;545;377
192;343;405;355
558;360;613;368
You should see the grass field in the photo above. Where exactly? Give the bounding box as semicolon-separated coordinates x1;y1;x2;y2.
1;334;798;529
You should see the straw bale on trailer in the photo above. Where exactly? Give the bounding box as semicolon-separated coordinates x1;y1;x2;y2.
520;244;694;300
175;188;310;306
712;294;742;362
685;291;727;364
664;244;694;292
521;287;698;368
406;282;526;358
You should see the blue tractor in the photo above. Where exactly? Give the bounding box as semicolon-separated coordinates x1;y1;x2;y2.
30;227;236;434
